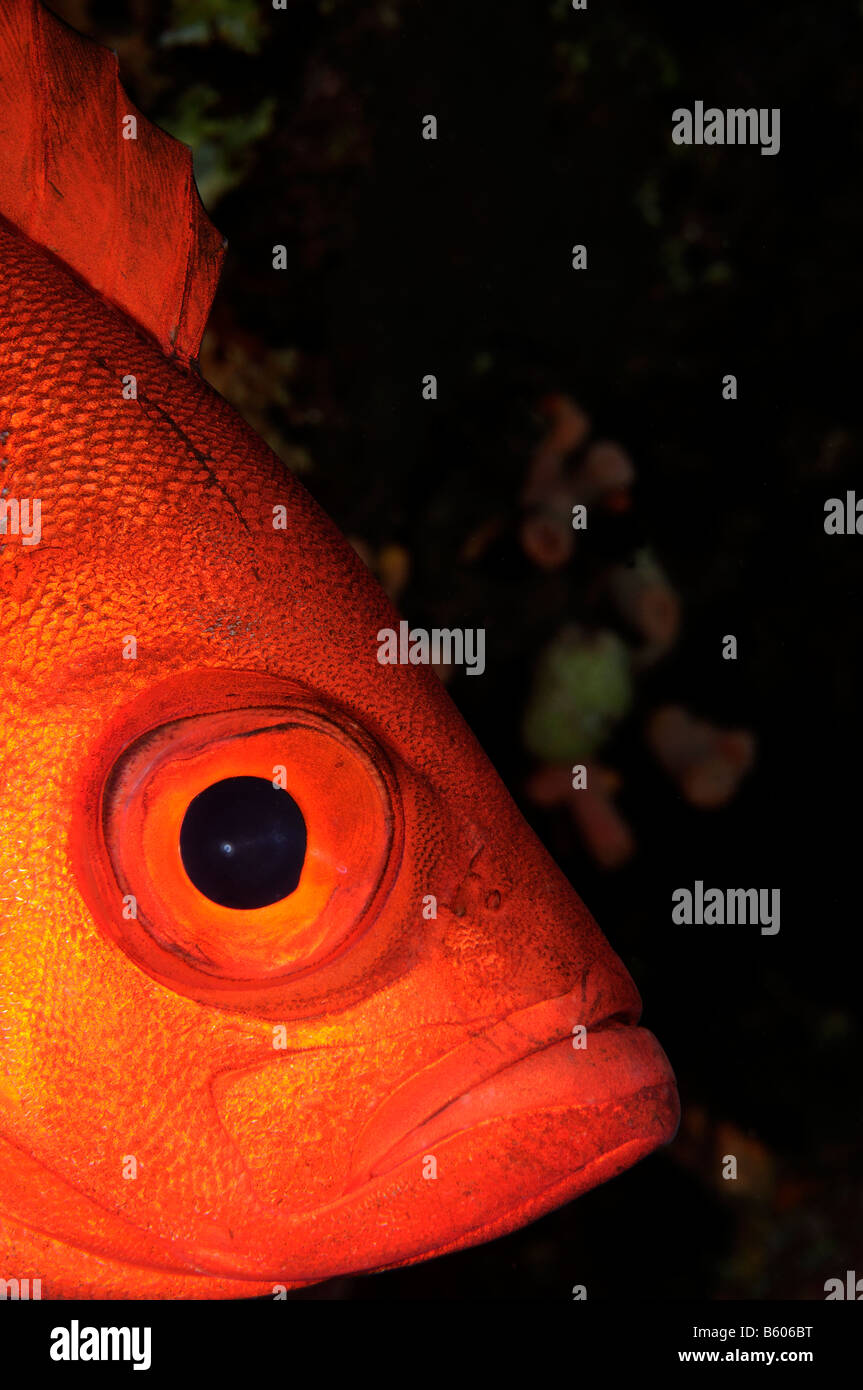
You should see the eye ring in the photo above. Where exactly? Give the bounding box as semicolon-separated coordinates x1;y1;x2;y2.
76;691;402;1007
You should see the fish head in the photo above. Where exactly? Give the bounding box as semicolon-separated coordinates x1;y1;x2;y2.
0;211;678;1297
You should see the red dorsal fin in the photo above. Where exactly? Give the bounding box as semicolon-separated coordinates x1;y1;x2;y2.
0;0;225;363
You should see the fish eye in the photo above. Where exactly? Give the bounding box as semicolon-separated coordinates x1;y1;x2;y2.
81;695;401;1006
179;776;307;910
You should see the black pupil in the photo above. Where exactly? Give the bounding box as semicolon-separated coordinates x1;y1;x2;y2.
179;776;307;910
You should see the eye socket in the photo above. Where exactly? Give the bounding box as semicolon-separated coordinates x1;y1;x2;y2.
93;703;397;998
179;776;307;910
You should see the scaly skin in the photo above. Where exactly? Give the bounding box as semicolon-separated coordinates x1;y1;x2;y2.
0;206;678;1299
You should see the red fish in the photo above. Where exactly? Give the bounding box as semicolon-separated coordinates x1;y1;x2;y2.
0;0;679;1298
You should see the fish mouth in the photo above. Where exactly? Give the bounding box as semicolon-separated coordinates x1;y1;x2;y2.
347;974;679;1193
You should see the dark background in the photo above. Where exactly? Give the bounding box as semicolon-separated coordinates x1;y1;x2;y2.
52;0;862;1299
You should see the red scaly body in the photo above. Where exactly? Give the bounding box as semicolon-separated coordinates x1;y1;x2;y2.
0;0;678;1298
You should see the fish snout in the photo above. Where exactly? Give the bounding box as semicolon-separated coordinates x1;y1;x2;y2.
329;795;680;1259
425;799;645;1028
347;974;677;1194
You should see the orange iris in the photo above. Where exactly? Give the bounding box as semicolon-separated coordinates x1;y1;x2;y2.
92;698;396;1001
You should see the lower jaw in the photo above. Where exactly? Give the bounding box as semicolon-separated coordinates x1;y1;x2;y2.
12;1082;675;1299
173;1075;679;1289
327;1077;680;1281
192;1028;677;1285
11;1033;679;1293
366;1118;676;1277
213;1025;681;1284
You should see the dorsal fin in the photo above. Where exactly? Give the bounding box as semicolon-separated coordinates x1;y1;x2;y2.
0;0;225;363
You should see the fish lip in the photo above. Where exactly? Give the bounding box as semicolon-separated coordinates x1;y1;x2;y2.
345;971;676;1192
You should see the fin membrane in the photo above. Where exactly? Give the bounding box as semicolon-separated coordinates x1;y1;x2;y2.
0;0;225;362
